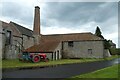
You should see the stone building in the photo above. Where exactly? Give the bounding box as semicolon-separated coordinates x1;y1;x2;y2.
0;21;35;59
0;6;111;59
24;32;109;60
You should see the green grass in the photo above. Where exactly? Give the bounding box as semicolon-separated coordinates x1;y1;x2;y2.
70;64;119;78
2;59;100;69
0;60;2;68
2;55;118;69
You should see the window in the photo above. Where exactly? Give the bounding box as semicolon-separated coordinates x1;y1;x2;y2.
6;30;11;45
68;41;74;47
88;49;92;54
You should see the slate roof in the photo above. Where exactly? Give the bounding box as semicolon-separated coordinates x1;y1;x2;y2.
23;41;60;52
10;22;33;37
24;32;104;52
42;32;103;42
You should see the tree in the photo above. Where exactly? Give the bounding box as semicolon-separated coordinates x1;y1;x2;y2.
95;26;104;39
95;26;111;49
104;39;111;49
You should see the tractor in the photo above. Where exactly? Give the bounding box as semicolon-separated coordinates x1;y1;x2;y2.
18;52;49;63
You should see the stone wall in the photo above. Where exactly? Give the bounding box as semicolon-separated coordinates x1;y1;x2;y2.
0;21;2;59
53;43;62;60
22;35;34;49
2;32;35;59
63;40;104;58
1;33;5;59
45;53;53;60
0;33;2;59
2;34;23;59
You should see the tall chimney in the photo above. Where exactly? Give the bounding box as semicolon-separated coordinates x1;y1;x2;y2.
33;6;41;45
33;6;40;35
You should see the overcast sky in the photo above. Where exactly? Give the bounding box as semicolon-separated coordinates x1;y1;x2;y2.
0;0;119;47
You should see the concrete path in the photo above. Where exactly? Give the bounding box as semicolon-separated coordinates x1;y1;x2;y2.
2;58;120;79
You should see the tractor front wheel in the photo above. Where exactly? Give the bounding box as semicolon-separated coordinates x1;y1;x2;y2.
32;55;40;63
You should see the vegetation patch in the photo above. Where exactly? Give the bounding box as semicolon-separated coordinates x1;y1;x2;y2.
69;64;119;78
110;48;120;55
2;55;118;69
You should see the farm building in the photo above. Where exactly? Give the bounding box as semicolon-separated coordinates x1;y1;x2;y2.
24;32;108;60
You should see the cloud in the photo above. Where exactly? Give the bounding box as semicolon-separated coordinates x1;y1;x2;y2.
0;0;46;29
1;2;32;26
41;2;117;28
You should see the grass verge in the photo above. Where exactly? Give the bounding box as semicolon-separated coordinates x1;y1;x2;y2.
2;55;118;69
69;64;119;78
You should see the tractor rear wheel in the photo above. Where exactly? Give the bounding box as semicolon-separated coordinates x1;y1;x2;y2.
32;55;40;63
45;58;49;62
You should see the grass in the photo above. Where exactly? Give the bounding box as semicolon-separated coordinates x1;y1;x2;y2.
2;55;118;69
70;64;119;78
0;60;2;68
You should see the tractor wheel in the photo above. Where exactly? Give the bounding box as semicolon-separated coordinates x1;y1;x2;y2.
32;55;40;63
45;58;49;62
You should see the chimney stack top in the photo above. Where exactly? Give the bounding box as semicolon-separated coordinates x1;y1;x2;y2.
35;6;40;9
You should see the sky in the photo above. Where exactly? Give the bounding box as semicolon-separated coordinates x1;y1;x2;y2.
0;0;119;47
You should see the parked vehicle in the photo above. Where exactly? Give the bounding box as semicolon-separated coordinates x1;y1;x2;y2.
18;52;49;63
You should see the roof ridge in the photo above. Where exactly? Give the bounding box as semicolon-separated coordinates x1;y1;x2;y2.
43;32;92;36
10;21;33;37
10;21;33;32
0;20;9;24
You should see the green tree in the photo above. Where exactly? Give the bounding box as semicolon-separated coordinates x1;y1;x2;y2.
95;26;117;49
95;26;104;39
104;39;111;49
95;26;112;49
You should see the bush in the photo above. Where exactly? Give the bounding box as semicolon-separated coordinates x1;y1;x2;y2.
109;48;120;55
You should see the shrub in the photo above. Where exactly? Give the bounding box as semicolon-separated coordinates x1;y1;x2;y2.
109;48;120;55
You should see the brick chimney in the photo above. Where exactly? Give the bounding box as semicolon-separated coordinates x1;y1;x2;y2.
33;6;41;45
33;6;40;35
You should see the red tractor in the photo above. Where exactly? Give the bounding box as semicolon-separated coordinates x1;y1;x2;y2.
18;52;49;63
